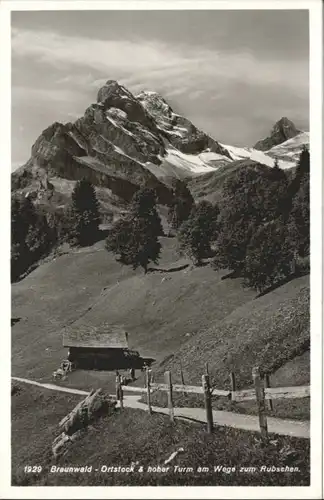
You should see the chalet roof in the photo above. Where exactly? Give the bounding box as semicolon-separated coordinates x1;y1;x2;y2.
63;322;128;349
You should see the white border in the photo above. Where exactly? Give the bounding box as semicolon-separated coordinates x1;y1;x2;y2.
1;1;322;498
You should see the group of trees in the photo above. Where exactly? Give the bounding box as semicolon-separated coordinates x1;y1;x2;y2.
104;147;309;291
213;147;310;291
11;179;101;282
12;148;310;292
104;179;217;272
104;178;219;272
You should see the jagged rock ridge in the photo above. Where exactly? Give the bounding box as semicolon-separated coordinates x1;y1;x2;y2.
253;117;301;151
12;81;308;220
12;80;234;208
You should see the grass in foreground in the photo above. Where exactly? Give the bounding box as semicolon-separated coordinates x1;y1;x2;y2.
11;383;83;486
12;386;309;487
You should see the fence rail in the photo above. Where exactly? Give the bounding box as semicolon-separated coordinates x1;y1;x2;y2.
122;382;309;401
151;383;202;394
232;385;310;402
119;366;310;440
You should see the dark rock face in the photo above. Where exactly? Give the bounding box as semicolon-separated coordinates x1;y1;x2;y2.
254;117;301;151
12;80;231;208
136;91;231;158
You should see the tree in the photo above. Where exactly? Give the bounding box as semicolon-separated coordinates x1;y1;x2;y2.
11;195;55;282
69;179;101;246
286;146;310;206
106;187;162;273
288;175;310;257
168;179;194;229
178;200;219;265
213;165;288;273
282;147;310;257
244;218;295;292
296;145;310;179
130;188;163;238
11;195;34;281
25;211;53;261
11;195;36;243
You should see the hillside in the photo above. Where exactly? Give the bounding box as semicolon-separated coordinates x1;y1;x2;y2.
156;275;309;389
187;160;264;204
12;237;256;388
12;235;309;397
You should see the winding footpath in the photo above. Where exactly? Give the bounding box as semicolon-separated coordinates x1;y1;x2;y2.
12;376;310;439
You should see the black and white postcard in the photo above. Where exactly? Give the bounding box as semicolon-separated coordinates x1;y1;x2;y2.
2;0;323;498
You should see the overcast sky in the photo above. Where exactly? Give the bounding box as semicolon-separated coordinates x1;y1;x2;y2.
11;9;309;170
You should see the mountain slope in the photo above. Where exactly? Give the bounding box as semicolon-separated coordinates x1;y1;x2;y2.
157;275;309;389
12;80;232;207
253;117;301;151
267;131;309;164
11;80;309;225
11;237;255;385
136;90;231;158
12;235;309;400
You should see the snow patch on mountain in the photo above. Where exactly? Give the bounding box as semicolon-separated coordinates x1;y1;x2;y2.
267;132;309;162
106;107;128;121
160;147;230;175
220;143;297;170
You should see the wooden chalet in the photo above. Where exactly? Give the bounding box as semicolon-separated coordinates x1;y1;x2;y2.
63;322;131;369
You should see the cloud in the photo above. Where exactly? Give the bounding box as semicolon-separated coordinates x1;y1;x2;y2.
12;27;308;98
12;85;81;104
11;24;309;168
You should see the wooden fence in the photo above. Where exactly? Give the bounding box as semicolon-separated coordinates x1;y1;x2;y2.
116;366;310;440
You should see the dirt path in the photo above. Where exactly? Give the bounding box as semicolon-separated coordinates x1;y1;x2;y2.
12;376;309;439
12;376;89;395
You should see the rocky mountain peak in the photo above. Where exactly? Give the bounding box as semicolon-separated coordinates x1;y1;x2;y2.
12;79;237;207
272;116;300;136
97;80;132;104
137;91;174;117
254;117;301;151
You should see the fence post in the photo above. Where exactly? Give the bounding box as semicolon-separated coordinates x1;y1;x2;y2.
265;373;273;411
180;360;186;386
252;366;268;441
115;373;119;400
164;371;174;423
146;367;152;414
202;374;213;434
230;371;236;401
205;362;209;376
116;373;123;410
